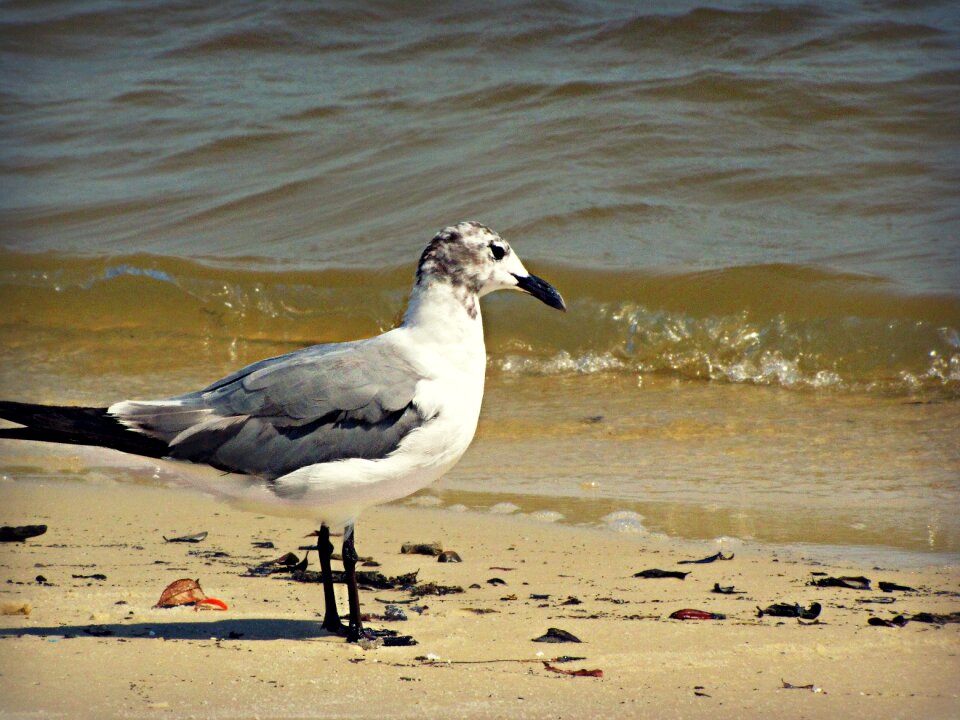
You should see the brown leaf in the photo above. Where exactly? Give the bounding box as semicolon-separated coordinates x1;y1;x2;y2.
542;662;603;678
155;578;208;608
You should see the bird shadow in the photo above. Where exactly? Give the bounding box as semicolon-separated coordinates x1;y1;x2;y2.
0;617;337;641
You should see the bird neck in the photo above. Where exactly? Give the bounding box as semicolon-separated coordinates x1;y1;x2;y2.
401;280;483;342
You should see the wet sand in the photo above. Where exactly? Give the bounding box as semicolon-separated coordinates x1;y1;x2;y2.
1;479;957;719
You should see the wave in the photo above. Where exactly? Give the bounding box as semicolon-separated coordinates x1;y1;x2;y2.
1;250;957;397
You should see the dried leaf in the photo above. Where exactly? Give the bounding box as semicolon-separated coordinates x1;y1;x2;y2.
808;575;870;590
0;524;47;542
162;531;208;543
633;569;689;580
782;679;823;692
400;542;442;556
155;578;208;608
678;552;734;565
533;627;582;643
909;611;960;625
543;661;603;678
757;602;821;620
868;615;907;628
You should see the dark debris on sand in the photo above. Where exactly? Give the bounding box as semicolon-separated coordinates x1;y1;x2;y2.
0;525;47;542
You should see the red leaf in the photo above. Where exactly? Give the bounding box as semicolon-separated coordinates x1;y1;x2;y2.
669;608;726;620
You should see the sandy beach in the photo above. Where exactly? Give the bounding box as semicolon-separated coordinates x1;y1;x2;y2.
2;2;959;718
1;478;957;719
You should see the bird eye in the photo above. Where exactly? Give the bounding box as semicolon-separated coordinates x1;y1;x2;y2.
490;243;506;261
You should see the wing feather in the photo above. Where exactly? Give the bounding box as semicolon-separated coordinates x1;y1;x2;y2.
109;337;427;478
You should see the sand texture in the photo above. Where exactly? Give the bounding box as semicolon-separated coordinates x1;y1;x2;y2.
1;479;958;719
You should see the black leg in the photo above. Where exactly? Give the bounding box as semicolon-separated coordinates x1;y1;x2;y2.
341;523;367;642
336;524;416;647
317;524;345;634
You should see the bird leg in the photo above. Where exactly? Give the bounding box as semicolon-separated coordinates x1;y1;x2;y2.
316;524;346;634
341;523;368;642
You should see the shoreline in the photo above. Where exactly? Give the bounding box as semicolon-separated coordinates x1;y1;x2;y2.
2;478;958;719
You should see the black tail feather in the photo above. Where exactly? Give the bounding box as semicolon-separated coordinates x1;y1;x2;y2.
0;401;168;459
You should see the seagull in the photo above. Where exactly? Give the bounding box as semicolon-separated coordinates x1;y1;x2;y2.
0;221;565;642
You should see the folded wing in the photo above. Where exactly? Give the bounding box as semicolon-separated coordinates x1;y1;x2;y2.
110;338;426;479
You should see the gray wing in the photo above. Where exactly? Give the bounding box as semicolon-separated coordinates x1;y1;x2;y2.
110;338;427;479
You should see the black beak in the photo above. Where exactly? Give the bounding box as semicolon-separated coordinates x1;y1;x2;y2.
511;273;567;311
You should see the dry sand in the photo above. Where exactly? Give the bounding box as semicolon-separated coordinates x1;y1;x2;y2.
1;478;958;719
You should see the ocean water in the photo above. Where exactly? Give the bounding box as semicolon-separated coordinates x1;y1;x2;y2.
1;0;958;559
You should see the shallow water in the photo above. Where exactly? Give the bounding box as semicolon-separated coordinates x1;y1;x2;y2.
1;0;958;560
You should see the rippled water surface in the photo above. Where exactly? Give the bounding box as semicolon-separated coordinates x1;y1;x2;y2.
1;0;958;558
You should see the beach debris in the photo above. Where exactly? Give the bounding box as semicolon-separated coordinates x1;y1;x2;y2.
374;598;427;615
909;611;960;625
401;541;443;556
417;654;588;668
162;531;208;544
756;602;821;620
84;625;114;637
560;596;583;606
597;596;627;605
362;604;409;622
251;540;275;549
808;575;870;590
530;593;551;600
376;628;417;649
1;601;32;616
383;605;407;621
244;551;303;577
410;582;463;597
465;607;499;614
291;568;418;590
868;615;908;628
489;566;514;571
188;549;230;559
72;573;107;581
633;569;689;580
487;577;507;586
543;661;603;678
533;627;582;643
856;596;897;604
879;581;916;593
711;583;745;595
35;575;50;585
500;594;517;601
678;551;734;565
154;578;228;610
669;609;726;620
364;628;417;647
867;611;960;627
0;524;47;542
694;686;710;697
781;679;824;693
437;550;461;563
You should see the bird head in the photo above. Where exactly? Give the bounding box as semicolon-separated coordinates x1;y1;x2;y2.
415;221;566;312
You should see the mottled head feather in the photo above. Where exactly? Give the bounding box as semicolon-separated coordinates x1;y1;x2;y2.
415;221;514;319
